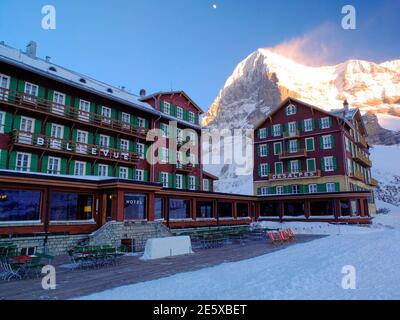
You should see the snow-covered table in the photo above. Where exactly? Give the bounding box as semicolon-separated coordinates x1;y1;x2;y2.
141;236;193;260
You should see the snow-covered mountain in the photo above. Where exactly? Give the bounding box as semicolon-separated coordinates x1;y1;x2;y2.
202;49;400;208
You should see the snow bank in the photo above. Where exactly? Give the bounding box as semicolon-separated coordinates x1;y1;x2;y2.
141;236;193;260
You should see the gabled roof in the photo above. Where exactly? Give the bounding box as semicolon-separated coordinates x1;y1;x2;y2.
254;97;356;130
202;171;219;180
140;91;204;114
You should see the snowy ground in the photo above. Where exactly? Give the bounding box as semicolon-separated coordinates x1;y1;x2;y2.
78;201;400;300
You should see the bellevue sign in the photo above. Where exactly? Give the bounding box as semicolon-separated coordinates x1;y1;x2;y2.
269;171;318;181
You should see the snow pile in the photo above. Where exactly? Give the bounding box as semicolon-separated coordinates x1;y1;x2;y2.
140;236;193;260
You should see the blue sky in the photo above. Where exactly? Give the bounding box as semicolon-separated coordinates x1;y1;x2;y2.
0;0;399;111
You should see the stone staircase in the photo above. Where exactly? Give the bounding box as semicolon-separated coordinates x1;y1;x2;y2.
88;221;172;252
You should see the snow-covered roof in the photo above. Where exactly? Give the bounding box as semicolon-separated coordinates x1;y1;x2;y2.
0;42;201;130
140;91;204;114
330;107;358;121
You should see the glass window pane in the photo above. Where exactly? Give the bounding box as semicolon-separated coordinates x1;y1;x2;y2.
50;192;93;221
0;190;41;221
124;193;146;220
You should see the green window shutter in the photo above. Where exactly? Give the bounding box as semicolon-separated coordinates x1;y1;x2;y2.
183;109;188;121
144;145;148;160
306;138;312;151
335;182;340;192
297;140;300;150
17;80;25;93
34;119;42;135
143;170;148;182
266;164;270;174
64;126;70;140
321;158;325;172
319;136;323;150
318;119;322;129
301;120;305;132
195;176;199;190
172;105;177;117
257;129;260;139
90;102;96;114
298;161;302;171
331;135;335;148
47;90;54;102
328;117;332;128
9;78;18;102
9;152;16;170
265;127;268;138
30;154;38;172
0;150;7;169
108;166;113;177
144;119;150;129
182;175;186;189
60;159;67;175
13;115;21;131
307;159;315;172
41;155;48;173
4;112;13;133
158;172;162;183
317;184;325;193
168;173;173;188
160;100;164;113
276;162;282;174
72;129;77;142
45;123;52;136
38;87;45;99
285;123;288;132
284;185;290;194
333;156;337;171
111;108;116;120
85;162;91;176
69;160;75;174
257;145;260;156
287;162;291;173
109;137;115;149
258;164;261;176
257;188;261;195
311;119;315;130
64;95;71;117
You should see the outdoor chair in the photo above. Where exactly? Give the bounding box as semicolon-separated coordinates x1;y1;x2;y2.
267;231;283;245
25;256;45;279
0;257;22;281
286;228;296;240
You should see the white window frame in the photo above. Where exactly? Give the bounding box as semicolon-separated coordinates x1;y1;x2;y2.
161;172;169;188
260;164;269;177
203;179;210;191
134;169;143;181
78;99;90;122
260;187;269;196
23;82;39;102
292;185;300;194
259;128;267;139
288;140;298;153
305;137;315;151
290;160;300;173
99;134;110;148
137;117;145;128
189;111;195;123
322;135;332;150
275;161;283;175
76;130;88;154
47;156;61;175
0;111;5;133
304;118;313;132
286;104;296;115
119;167;129;179
121;112;131;129
176;174;183;189
52;91;66;115
272;124;281;137
161;123;169;138
274;142;282;155
176;106;183;119
0;73;10;90
321;117;330;129
120;139;129;152
19;116;35;144
161;147;169;163
163;101;171;115
98;164;109;177
136;143;145;159
189;176;196;191
16;152;31;172
324;156;335;172
74;161;86;176
309;184;317;193
288;121;297;136
259;144;268;157
276;186;284;195
306;158;316;173
101;106;112;124
326;183;336;193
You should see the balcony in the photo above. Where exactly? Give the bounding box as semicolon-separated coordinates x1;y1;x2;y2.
349;170;364;181
268;170;321;181
279;149;307;160
353;153;372;167
0;87;148;139
173;162;195;173
9;130;139;165
356;136;368;148
283;130;300;139
368;178;379;187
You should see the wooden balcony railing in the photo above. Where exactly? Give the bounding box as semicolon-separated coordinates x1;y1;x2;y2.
283;129;300;139
356;136;368;148
279;149;307;160
268;169;321;181
10;130;140;164
0;87;148;139
368;178;379;187
353;153;372;167
349;170;364;181
173;162;195;172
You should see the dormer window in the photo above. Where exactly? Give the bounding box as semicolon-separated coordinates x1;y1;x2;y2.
188;111;195;123
163;101;171;115
176;106;183;119
107;88;113;93
48;66;57;72
286;104;297;116
79;78;86;83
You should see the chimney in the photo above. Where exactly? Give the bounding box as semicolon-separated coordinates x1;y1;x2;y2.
45;56;51;62
343;99;349;113
139;89;146;97
26;41;37;58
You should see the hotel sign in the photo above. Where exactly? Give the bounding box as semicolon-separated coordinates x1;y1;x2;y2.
269;171;317;181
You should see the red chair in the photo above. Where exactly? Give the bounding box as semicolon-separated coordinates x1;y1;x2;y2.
278;230;291;242
267;231;282;245
286;228;296;240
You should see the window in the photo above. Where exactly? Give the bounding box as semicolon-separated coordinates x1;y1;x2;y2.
309;184;317;193
288;140;298;153
275;162;283;175
161;172;169;188
98;164;108;177
176;174;183;189
52;91;65;115
286;104;297;115
50;123;63;149
120;139;129;152
16;152;31;172
176;107;183;119
47;157;61;175
292;185;300;194
124;193;146;220
320;117;331;129
189;112;195;123
305;137;314;151
322;135;333;149
154;198;164;220
259;187;268;196
347;158;353;174
203;179;210;191
303;118;314;132
323;156;335;172
326;183;336;193
119;167;129;179
74;161;86;176
101;106;112;124
121;112;130;129
135;169;144;181
136;143;145;159
272;124;281;137
0;73;10;93
169;199;190;219
345;137;351;152
259;144;268;157
306;158;316;172
196;201;214;218
137;117;146;128
99;135;110;148
260;164;269;177
290;160;300;173
188;176;196;190
0;111;5;133
163;101;171;115
24;82;38;102
76;130;88;154
0;189;41;222
78;99;90;122
274;142;282;155
19;116;34;144
161;147;169;163
161;123;169;137
287;121;297;136
50;192;93;221
218;202;233;218
276;186;284;195
259;128;267;139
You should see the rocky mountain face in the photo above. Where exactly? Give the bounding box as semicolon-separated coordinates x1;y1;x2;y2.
202;49;400;207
